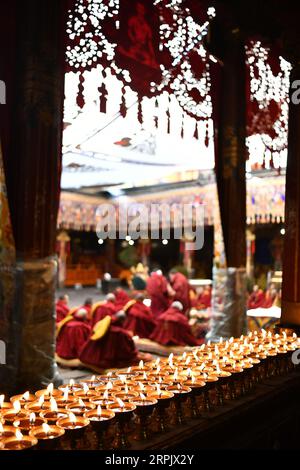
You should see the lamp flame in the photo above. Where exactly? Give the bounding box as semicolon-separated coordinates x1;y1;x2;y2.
22;391;30;401
91;375;96;382
42;423;51;435
139;360;144;369
140;393;146;401
15;430;23;441
116;398;125;409
0;422;3;433
29;412;36;424
38;395;45;407
127;367;132;373
103;390;109;400
13;400;21;413
46;383;54;395
50;398;58;412
69;412;77;424
106;381;113;390
69;379;75;388
97;405;102;416
63;387;69;401
83;383;89;394
138;382;145;391
0;395;4;408
79;398;85;408
124;384;129;394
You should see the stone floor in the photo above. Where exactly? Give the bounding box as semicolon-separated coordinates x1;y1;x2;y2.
56;286;108;308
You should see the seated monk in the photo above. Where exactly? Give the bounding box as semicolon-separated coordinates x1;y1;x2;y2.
55;295;70;323
169;269;191;314
247;285;265;309
114;288;131;310
123;293;156;339
56;307;91;360
150;301;203;347
146;270;172;317
79;315;140;370
73;298;93;322
90;294;119;327
196;286;212;310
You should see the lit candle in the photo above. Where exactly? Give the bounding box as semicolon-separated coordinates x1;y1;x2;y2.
2;400;29;424
57;412;89;430
84;405;115;423
13;412;46;434
10;391;35;405
0;395;12;413
66;398;95;415
0;421;18;438
29;422;65;441
1;429;38;450
35;383;62;399
107;398;136;414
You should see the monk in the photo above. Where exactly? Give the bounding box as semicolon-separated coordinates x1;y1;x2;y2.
55;295;70;323
150;301;202;346
196;285;212;309
90;294;119;327
56;307;91;360
146;270;173;317
114;288;131;310
79;315;140;370
169;269;191;313
247;285;265;309
73;298;93;322
123;293;156;339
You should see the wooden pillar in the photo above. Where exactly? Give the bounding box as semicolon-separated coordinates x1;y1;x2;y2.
281;62;300;326
0;0;68;392
214;29;247;268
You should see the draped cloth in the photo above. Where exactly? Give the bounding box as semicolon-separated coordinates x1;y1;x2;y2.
79;324;139;370
91;301;118;327
55;300;69;323
123;301;156;339
150;307;202;347
170;272;191;313
146;273;170;317
56;319;91;360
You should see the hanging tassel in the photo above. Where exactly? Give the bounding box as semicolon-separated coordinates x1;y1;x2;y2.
193;121;199;140
166;108;170;134
181;114;184;139
98;82;107;113
137;98;143;124
76;73;85;109
270;151;274;169
204;120;209;147
120;85;127;118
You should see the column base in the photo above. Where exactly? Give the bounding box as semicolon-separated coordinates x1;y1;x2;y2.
206;267;247;342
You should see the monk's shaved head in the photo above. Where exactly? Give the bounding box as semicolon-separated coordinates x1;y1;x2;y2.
106;293;116;302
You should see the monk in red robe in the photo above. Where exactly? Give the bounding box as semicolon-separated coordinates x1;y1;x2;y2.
79;315;140;370
150;301;203;346
114;288;131;310
169;269;191;313
247;285;265;309
56;307;91;360
196;286;212;309
55;295;69;323
146;270;173;317
123;293;156;339
90;294;119;327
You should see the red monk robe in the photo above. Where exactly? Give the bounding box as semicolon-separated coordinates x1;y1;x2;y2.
146;272;170;317
90;294;119;327
123;297;156;339
55;296;69;323
56;311;91;360
169;271;191;313
114;288;131;310
247;286;265;309
197;286;212;309
150;302;202;346
79;316;139;370
261;288;277;308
